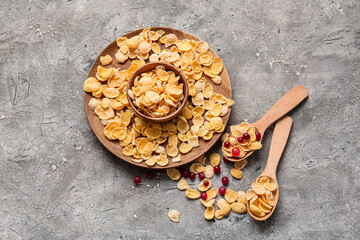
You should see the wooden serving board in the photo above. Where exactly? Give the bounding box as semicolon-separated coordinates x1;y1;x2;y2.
84;27;233;169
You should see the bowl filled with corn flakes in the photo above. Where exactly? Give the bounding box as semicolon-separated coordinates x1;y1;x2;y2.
126;62;189;122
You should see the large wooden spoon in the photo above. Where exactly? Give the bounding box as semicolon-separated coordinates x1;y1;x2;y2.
222;85;308;161
247;115;293;221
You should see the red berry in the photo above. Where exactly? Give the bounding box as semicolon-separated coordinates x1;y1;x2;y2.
222;176;229;185
134;176;141;184
146;171;154;179
201;192;207;200
223;157;229;163
243;133;250;140
189;172;196;180
182;170;189;177
214;166;221;174
219;187;226;195
178;166;185;172
203;180;209;186
223;141;231;148
232;147;240;157
237;137;244;143
199;172;205;180
256;132;261;141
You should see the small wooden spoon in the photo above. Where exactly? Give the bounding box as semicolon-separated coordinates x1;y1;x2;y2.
247;115;293;221
223;85;308;161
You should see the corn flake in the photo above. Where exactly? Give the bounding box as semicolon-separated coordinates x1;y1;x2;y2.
185;189;201;199
166;168;181;180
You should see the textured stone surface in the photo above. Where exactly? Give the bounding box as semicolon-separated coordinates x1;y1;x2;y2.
1;0;359;239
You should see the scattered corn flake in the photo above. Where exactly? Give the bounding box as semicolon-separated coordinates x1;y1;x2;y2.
190;163;205;174
168;210;180;222
231;202;247;214
204;165;214;179
224;189;238;203
206;188;218;201
186;189;201;199
166;168;181;180
234;159;247;169
177;177;190;190
201;198;215;208
198;179;211;191
209;153;221;167
230;168;243;179
204;206;215;220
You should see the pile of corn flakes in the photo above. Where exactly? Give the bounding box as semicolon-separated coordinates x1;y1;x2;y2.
84;28;234;166
246;176;277;217
128;66;184;118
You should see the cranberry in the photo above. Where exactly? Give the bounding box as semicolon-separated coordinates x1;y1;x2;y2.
214;166;221;174
222;176;229;185
146;171;154;179
243;133;250;140
201;192;207;200
232;147;240;157
223;141;231;148
178;166;185;172
223;157;229;163
199;172;205;180
256;132;261;141
237;137;244;143
189;172;196;180
134;176;141;184
203;180;209;186
182;170;189;178
219;187;226;195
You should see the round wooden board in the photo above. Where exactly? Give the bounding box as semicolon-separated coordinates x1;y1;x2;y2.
84;27;232;169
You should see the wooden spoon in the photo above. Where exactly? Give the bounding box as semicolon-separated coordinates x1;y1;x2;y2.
222;85;308;161
247;115;293;221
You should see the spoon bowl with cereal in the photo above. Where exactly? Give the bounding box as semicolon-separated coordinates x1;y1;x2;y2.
222;85;307;161
246;115;293;221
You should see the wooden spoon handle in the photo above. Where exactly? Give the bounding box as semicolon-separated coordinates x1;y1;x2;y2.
254;85;308;133
262;116;293;178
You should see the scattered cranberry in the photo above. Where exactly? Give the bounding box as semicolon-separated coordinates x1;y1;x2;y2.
189;172;196;180
232;147;240;157
256;132;261;141
203;180;209;186
199;172;205;180
214;166;221;174
146;171;154;179
178;166;185;172
237;137;244;143
222;176;229;185
201;192;208;200
134;176;141;184
223;157;229;163
182;170;189;178
219;187;226;195
223;141;231;148
243;133;250;140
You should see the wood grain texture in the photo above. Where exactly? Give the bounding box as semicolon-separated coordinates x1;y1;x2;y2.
84;27;232;169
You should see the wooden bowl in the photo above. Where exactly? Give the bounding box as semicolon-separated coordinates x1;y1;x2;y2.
84;27;232;169
126;62;189;122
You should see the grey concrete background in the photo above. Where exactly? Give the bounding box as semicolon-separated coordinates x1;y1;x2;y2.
1;0;359;239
